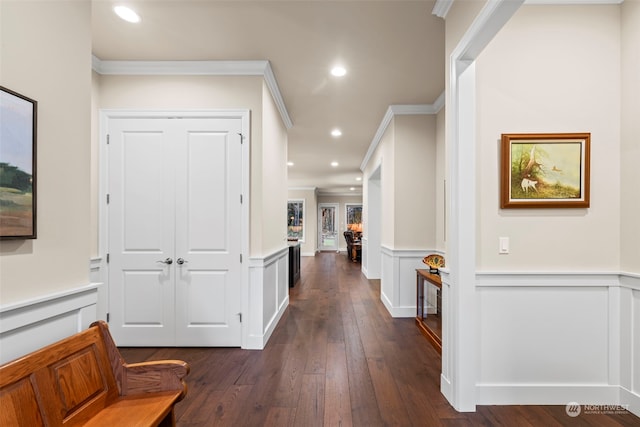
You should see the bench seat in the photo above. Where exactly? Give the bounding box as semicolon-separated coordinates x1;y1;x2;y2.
83;392;182;427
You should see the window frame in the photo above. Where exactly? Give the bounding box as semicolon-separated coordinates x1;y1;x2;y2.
287;199;305;242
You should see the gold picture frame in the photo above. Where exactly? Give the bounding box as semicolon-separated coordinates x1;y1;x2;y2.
500;133;590;209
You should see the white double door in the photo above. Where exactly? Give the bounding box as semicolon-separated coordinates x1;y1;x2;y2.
107;115;242;346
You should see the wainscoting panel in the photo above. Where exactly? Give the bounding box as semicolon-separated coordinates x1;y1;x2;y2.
0;284;99;364
246;247;289;349
475;272;639;417
380;246;442;318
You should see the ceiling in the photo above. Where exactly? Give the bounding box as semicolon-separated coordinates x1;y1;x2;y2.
91;0;445;195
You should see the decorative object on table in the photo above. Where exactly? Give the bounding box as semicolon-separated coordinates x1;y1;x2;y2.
500;133;590;209
1;86;37;240
423;254;445;275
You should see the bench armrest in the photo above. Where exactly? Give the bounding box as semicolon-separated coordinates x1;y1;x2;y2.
122;360;189;399
90;321;190;401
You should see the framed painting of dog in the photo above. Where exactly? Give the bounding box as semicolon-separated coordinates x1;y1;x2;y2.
500;133;590;209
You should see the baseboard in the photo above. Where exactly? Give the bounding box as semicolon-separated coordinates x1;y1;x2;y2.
620;385;640;418
380;291;415;317
477;383;621;405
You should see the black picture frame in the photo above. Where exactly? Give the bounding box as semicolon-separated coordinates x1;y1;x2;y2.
1;86;37;240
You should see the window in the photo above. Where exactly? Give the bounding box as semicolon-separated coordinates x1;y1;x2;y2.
287;200;304;241
345;204;362;233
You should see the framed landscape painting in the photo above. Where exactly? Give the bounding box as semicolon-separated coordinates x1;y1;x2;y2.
500;133;590;209
1;86;37;239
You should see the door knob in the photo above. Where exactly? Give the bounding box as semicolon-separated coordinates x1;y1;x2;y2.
157;258;173;265
177;258;188;265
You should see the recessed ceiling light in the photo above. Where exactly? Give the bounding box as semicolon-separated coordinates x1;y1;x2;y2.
114;5;141;23
350;187;355;191
287;161;294;166
355;177;362;181
331;161;339;167
330;66;347;77
331;129;342;137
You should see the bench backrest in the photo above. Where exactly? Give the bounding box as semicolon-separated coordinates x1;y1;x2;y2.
0;325;120;426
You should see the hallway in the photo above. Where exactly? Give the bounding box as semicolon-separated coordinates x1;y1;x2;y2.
120;252;637;426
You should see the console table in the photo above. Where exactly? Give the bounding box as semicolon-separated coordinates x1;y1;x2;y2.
416;269;442;354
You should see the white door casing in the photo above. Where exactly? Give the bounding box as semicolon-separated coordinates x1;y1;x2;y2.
105;112;246;347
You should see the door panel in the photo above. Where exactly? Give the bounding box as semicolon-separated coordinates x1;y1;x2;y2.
109;121;176;345
175;119;242;346
108;115;242;347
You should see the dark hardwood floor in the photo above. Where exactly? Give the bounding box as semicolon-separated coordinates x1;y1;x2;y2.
120;252;639;426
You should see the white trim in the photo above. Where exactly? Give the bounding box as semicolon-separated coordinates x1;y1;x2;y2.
477;384;621;405
0;283;99;316
620;272;640;290
92;56;292;129
445;0;524;412
473;273;639;417
246;246;290;349
288;186;317;191
318;203;340;252
0;284;99;364
476;271;621;287
99;109;252;348
287;198;306;243
525;0;623;4
433;91;446;113
317;191;363;197
432;0;454;19
380;246;443;318
360;96;445;172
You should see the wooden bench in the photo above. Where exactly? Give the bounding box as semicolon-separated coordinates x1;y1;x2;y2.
0;321;189;426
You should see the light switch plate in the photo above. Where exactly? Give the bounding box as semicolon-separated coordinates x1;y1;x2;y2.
499;237;509;254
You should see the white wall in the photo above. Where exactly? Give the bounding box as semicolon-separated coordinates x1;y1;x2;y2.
0;1;96;362
620;0;640;274
619;0;640;414
97;74;267;253
393;114;437;249
362;112;440;317
260;81;289;256
470;4;639;414
435;108;447;252
0;1;92;305
477;4;620;271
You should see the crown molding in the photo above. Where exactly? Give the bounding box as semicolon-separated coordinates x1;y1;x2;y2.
316;191;363;197
360;92;445;172
432;0;454;19
288;186;317;191
91;56;292;129
524;0;622;4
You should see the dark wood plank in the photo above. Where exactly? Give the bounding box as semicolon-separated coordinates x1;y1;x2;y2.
324;342;353;426
293;374;325;427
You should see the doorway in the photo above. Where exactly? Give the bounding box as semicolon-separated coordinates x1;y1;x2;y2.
318;203;339;251
103;111;246;347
